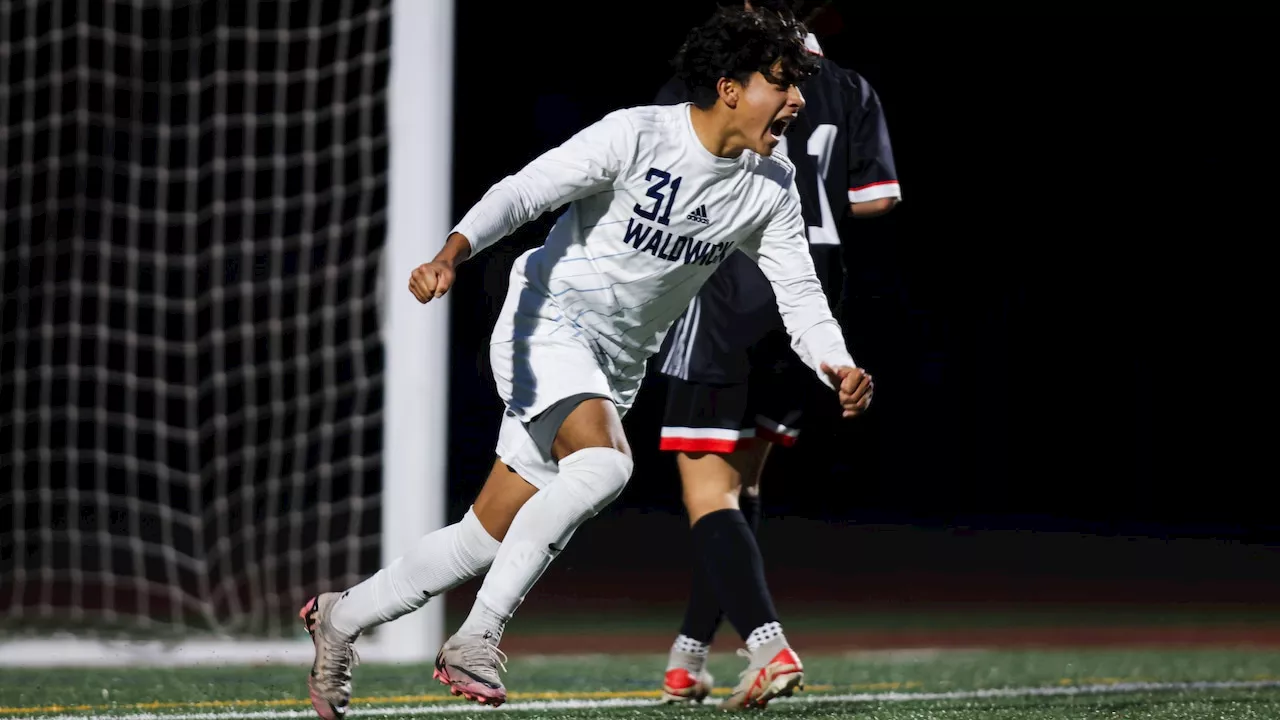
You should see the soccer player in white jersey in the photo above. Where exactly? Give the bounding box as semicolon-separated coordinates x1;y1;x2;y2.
652;0;902;707
296;7;872;716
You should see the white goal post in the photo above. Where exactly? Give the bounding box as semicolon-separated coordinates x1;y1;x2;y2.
373;0;452;665
0;0;451;667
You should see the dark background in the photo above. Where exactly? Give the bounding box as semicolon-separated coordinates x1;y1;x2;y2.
446;7;1272;532
2;3;1276;633
437;7;1278;609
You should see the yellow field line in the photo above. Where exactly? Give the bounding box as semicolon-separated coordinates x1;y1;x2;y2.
0;682;938;716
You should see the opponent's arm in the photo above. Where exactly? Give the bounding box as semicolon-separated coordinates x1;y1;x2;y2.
740;182;873;417
844;70;902;219
408;111;636;304
850;196;897;218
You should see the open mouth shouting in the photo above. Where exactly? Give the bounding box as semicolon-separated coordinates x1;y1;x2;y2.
769;115;793;143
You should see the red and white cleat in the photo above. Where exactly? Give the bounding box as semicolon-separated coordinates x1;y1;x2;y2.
661;666;715;703
718;646;804;710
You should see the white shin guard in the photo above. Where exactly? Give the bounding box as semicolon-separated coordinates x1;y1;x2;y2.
473;447;633;624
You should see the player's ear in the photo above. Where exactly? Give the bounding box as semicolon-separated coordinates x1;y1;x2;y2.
716;76;740;108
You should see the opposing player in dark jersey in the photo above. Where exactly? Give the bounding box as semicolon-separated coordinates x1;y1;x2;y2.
653;0;902;706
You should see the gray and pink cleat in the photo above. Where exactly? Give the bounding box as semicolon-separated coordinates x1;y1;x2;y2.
432;630;509;707
299;593;359;720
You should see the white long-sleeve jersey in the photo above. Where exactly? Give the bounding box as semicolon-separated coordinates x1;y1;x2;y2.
451;103;855;392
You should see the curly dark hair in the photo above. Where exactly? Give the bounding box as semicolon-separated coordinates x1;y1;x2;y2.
674;6;821;110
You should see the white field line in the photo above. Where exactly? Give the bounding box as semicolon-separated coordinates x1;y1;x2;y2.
9;679;1280;720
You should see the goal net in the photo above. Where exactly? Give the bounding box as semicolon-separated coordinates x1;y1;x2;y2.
1;0;400;655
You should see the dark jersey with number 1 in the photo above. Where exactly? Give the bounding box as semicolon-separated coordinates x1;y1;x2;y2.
655;34;902;385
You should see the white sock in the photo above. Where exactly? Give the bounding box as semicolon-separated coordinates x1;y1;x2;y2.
667;634;710;672
745;621;785;652
674;634;710;656
464;447;633;643
457;597;510;645
329;506;500;639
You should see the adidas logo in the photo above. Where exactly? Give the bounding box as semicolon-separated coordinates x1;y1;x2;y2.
686;204;711;224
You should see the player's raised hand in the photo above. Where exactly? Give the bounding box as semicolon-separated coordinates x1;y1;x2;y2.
408;260;454;304
821;363;874;418
409;233;472;304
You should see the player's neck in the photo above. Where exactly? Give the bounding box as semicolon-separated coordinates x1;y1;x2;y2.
689;104;748;159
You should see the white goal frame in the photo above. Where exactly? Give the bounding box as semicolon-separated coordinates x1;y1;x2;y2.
0;0;452;668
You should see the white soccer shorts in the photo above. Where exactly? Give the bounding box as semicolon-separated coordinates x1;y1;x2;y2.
488;273;641;489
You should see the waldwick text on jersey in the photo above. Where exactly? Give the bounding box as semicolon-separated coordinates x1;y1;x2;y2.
622;217;732;266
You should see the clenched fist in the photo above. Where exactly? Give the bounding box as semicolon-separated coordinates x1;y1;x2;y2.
408;260;455;304
820;363;874;418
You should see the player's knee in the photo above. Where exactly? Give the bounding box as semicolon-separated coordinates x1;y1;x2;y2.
607;437;633;463
557;446;633;515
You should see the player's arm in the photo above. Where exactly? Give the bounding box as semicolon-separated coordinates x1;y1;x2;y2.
409;111;636;303
845;71;902;219
850;196;897;218
740;182;873;417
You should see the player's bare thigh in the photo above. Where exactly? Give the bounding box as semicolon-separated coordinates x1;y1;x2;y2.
474;399;630;540
678;440;772;526
472;458;539;541
551;397;632;461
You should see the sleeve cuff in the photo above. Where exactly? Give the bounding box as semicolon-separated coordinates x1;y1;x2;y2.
450;222;480;255
849;180;902;203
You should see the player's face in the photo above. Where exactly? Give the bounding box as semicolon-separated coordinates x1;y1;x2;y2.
739;62;805;156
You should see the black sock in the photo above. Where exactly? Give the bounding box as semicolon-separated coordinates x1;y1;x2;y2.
679;554;724;644
679;495;767;644
685;508;779;644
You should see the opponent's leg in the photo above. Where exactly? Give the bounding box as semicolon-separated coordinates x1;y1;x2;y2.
436;399;633;706
715;349;814;710
661;441;772;702
676;438;772;630
681;440;802;710
302;460;535;720
654;376;748;701
683;411;791;660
